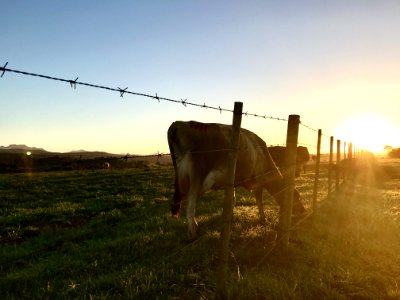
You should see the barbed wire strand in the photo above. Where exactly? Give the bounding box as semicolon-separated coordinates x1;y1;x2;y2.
0;63;288;121
120;144;311;171
300;121;318;133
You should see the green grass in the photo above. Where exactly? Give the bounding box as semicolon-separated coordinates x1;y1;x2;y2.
1;164;400;299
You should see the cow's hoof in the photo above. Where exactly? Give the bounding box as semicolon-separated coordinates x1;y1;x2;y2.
187;218;199;240
258;216;268;225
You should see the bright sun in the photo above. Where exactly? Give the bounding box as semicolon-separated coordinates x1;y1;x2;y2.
334;115;398;153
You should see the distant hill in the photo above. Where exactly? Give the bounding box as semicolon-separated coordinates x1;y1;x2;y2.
63;151;121;159
0;144;47;152
0;144;172;173
0;144;120;158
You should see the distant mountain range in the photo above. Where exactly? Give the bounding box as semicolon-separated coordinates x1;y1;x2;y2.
0;144;121;159
0;144;46;151
0;144;172;173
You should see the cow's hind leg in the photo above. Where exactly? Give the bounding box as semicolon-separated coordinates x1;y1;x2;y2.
186;188;201;240
292;189;306;214
254;188;266;223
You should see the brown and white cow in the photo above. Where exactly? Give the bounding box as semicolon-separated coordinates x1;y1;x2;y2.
168;121;305;239
268;146;310;177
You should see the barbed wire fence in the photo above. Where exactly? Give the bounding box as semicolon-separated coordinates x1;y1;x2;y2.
0;61;363;223
0;62;367;297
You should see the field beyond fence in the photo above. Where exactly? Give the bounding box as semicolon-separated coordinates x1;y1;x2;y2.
1;160;400;299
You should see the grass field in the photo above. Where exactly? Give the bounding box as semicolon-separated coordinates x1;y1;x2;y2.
1;162;400;299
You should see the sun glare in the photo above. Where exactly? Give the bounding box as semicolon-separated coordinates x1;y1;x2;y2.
334;115;398;154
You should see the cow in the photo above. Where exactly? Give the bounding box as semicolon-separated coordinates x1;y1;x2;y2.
268;146;310;177
168;121;305;239
337;157;375;183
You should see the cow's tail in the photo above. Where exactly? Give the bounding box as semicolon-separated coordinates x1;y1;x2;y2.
167;122;182;216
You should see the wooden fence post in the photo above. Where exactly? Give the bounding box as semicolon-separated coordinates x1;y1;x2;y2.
336;139;341;191
312;129;322;214
328;136;334;200
277;114;300;256
216;101;243;299
348;142;353;159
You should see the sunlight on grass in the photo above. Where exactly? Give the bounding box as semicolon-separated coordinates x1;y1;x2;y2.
1;164;400;298
53;201;83;212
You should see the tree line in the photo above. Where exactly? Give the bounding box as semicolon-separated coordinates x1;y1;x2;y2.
385;146;400;158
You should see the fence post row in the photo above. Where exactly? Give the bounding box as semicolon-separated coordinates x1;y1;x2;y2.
277;114;300;256
216;101;243;299
312;129;322;214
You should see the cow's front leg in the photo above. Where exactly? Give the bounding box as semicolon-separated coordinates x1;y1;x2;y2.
254;188;266;222
186;192;199;240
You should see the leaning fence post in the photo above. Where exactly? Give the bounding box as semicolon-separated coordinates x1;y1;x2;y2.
277;114;300;256
336;139;341;191
312;129;322;214
216;101;243;298
328;136;334;200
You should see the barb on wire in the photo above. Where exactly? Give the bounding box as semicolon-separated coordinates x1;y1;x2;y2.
1;62;8;77
69;77;79;89
118;87;128;98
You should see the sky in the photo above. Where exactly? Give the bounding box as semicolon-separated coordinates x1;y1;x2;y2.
1;0;400;155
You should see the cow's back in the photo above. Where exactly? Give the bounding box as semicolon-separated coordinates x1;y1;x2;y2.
168;121;280;191
168;121;231;159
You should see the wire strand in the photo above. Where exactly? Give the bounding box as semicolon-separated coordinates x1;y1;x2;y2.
0;64;288;121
